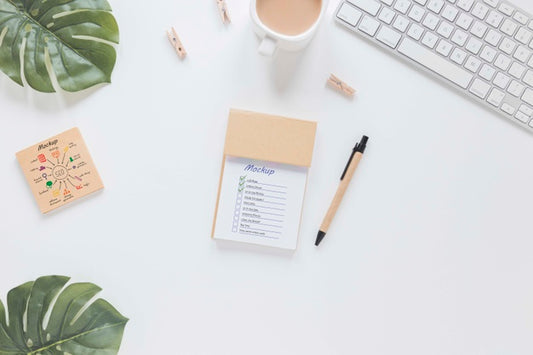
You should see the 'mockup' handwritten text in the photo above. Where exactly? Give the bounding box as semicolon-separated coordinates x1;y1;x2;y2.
38;139;58;151
244;164;275;176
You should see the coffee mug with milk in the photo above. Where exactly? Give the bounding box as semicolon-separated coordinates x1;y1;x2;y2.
250;0;329;56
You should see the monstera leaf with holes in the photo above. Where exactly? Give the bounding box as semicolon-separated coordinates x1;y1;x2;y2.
0;275;128;355
0;0;119;93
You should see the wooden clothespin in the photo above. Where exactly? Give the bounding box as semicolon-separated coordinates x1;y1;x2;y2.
327;74;356;97
167;27;187;59
216;0;231;24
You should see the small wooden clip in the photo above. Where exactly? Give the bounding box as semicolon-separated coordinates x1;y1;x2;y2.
327;74;356;97
216;0;231;24
167;27;187;59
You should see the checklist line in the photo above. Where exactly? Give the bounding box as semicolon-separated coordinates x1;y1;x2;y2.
245;222;282;228
245;204;285;211
260;189;287;194
243;210;284;217
241;215;283;223
256;182;288;189
246;227;281;234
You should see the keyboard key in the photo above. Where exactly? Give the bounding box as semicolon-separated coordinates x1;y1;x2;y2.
487;88;505;106
408;5;425;22
498;3;514;16
394;0;412;14
437;22;454;38
427;0;444;13
348;0;382;16
515;28;533;45
508;80;525;96
485;29;502;46
378;7;396;24
523;70;533;86
501;102;516;115
359;15;381;35
470;78;491;98
442;5;458;22
479;64;496;80
515;111;530;123
423;13;440;30
519;104;533;116
381;0;394;4
500;103;516;115
494;54;511;70
451;48;467;64
513;12;528;25
493;72;510;88
465;56;482;72
436;39;453;56
376;27;402;48
471;21;487;38
513;46;531;63
517;111;531;123
480;46;497;62
509;62;526;78
413;0;427;5
452;30;469;47
499;38;517;55
457;0;474;11
501;19;518;36
338;4;363;26
483;0;498;7
486;11;503;28
398;38;473;88
465;37;483;54
407;23;424;40
457;13;473;30
393;15;409;32
422;32;439;48
523;88;533;105
472;3;489;20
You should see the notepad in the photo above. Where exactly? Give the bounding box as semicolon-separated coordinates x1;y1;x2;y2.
16;128;104;214
212;109;317;250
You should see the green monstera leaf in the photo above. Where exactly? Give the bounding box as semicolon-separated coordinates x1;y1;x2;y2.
0;275;128;355
0;0;119;93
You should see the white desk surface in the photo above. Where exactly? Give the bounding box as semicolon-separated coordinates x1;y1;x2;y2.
1;0;532;354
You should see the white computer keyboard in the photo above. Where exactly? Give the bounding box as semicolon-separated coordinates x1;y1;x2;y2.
336;0;533;133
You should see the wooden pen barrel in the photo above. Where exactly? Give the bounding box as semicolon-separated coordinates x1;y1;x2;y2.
319;152;363;233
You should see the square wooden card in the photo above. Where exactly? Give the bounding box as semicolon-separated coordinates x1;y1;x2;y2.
16;128;104;214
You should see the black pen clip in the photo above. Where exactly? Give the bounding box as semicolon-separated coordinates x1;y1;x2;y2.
341;144;358;180
340;136;369;180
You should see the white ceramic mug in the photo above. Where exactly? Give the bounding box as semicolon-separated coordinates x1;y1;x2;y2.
250;0;329;57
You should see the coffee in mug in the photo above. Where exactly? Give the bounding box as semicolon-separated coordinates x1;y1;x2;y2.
256;0;323;36
250;0;329;56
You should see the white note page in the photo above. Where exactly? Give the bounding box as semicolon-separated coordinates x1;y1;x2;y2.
214;156;308;250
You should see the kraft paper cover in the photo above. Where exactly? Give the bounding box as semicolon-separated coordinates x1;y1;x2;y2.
224;109;317;167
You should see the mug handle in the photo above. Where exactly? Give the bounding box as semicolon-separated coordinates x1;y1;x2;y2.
258;36;277;57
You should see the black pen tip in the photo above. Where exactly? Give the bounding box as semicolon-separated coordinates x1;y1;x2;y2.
315;231;326;246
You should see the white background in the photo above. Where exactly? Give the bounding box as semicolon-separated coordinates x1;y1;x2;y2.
1;0;532;354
